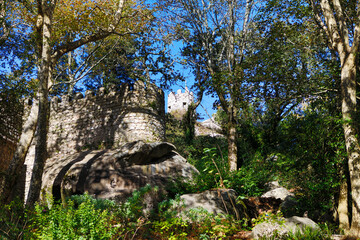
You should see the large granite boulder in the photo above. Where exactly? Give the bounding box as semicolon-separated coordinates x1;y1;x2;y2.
178;190;285;221
41;141;198;202
261;181;299;217
251;216;320;239
179;189;248;220
261;181;294;201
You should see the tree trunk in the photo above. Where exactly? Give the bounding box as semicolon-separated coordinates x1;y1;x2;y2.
340;52;360;235
25;81;49;206
26;4;53;206
337;167;350;230
228;111;237;171
0;99;39;204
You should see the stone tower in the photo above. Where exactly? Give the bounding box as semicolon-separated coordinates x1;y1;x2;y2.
167;87;194;119
22;81;165;203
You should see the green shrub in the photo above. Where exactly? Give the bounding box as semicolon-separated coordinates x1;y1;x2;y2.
252;211;285;227
286;226;332;240
112;184;159;239
152;196;245;239
33;194;117;239
116;184;158;221
70;194;117;211
0;198;34;239
174;147;271;197
227;162;272;197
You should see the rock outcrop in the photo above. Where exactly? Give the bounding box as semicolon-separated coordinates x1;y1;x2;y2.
243;197;282;219
251;216;320;239
261;181;294;201
178;189;286;221
261;181;299;217
179;189;245;219
195;118;223;137
41;141;198;202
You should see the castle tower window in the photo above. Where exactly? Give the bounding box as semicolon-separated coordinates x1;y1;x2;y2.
183;102;187;106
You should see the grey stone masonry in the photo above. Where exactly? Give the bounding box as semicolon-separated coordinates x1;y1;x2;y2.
23;81;165;202
167;87;194;119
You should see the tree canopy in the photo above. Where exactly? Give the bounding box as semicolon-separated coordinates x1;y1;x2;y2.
1;0;360;235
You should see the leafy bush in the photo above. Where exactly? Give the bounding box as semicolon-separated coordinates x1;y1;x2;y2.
112;184;160;239
153;198;192;239
70;194;117;210
153;196;245;239
0;198;34;239
252;211;285;227
227;159;273;197
116;184;158;221
275;110;345;220
33;194;117;239
191;147;230;191
286;226;332;240
173;146;271;197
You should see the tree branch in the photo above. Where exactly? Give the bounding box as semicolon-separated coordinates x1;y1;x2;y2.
332;0;350;50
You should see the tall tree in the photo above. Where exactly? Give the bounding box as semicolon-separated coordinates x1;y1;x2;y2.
160;0;255;170
308;0;360;234
245;0;333;153
0;0;150;206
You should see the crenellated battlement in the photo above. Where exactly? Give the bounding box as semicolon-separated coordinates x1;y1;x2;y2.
31;81;164;155
167;87;194;120
49;81;163;111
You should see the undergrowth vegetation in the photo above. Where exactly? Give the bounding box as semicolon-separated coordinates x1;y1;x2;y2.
0;187;334;240
0;109;348;239
167;106;346;223
0;187;248;239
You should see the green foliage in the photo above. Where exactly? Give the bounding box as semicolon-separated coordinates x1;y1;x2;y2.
0;198;34;240
192;147;229;191
117;184;158;221
252;211;285;227
152;196;191;239
166;144;271;198
166;112;228;162
228;160;273;197
192;147;271;197
0;191;337;239
286;226;332;240
275;108;345;219
33;194;117;239
69;194;117;210
153;196;245;239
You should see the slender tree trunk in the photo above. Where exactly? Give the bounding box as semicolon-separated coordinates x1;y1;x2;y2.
340;52;360;235
26;3;53;206
0;99;39;204
26;80;49;206
337;167;350;230
227;0;238;171
228;109;237;171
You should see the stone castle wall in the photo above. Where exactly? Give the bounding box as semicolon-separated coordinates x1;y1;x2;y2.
22;81;165;202
0;97;24;171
